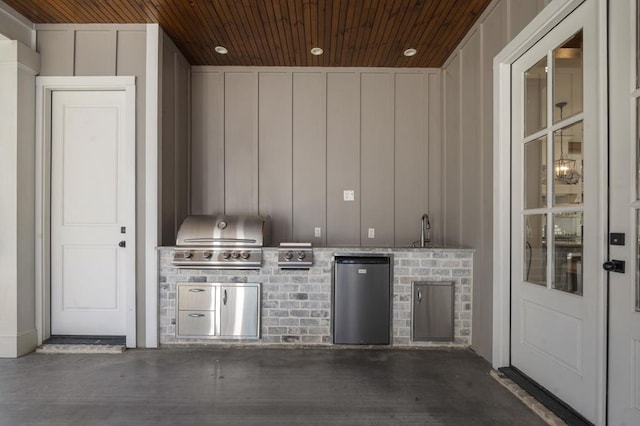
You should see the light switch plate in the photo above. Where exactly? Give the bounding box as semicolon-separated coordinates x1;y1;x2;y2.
368;228;375;238
314;227;322;238
343;190;355;201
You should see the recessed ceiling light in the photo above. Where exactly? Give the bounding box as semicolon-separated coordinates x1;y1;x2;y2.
215;46;228;55
404;48;417;57
310;47;324;56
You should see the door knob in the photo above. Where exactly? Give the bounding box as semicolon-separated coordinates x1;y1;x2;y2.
118;241;126;248
603;260;625;273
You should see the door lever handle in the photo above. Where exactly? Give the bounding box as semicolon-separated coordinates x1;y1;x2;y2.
603;260;625;273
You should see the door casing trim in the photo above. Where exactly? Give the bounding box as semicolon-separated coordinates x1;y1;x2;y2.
35;76;137;348
492;0;608;425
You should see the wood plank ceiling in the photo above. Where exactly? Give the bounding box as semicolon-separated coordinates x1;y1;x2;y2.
5;0;492;67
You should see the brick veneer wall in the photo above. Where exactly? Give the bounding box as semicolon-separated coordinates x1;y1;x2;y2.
158;247;473;347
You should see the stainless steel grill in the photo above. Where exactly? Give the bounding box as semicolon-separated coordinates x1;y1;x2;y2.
172;214;270;269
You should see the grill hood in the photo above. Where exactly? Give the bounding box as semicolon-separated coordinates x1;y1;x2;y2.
175;214;270;247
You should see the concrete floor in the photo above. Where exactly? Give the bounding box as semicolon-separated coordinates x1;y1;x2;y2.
0;347;545;426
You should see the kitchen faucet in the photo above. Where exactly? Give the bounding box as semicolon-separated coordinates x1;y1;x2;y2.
420;214;431;247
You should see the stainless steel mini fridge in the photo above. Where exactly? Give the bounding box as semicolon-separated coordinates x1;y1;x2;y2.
333;256;391;345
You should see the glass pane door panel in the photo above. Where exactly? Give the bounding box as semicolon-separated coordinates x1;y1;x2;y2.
553;212;583;295
553;121;584;206
524;136;547;209
637;78;640;310
525;57;548;137
637;210;640;311
637;98;640;199
637;0;640;89
553;31;583;122
524;214;547;286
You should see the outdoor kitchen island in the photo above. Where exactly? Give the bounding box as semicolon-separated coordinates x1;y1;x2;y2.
158;247;473;347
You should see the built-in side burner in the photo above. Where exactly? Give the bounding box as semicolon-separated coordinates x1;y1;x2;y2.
277;242;313;269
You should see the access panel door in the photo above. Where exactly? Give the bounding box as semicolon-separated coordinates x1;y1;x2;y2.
219;285;260;338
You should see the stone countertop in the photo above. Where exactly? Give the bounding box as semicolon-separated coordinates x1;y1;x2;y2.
158;246;474;252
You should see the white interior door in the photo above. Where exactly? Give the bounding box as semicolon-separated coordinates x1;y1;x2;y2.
608;1;640;424
510;1;602;422
51;90;135;337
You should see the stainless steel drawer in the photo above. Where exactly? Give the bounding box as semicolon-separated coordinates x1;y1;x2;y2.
178;285;216;311
178;310;216;336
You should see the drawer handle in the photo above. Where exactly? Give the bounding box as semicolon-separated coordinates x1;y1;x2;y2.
188;288;206;292
188;313;206;318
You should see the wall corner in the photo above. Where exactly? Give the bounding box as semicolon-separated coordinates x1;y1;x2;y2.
144;23;160;348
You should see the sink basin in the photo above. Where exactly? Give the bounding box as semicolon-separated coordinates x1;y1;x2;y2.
395;244;439;249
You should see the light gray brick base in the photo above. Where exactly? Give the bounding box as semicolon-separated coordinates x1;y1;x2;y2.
158;247;473;347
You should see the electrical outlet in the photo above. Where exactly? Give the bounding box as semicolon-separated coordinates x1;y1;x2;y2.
368;228;375;238
314;227;322;238
343;190;355;201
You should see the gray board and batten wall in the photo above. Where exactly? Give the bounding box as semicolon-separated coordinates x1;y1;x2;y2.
35;24;191;346
441;0;549;360
191;67;443;248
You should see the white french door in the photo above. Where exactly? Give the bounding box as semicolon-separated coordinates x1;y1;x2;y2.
510;1;603;422
50;89;135;338
607;0;640;424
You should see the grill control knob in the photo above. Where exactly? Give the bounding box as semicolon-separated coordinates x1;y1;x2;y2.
284;251;294;261
231;251;240;259
184;251;193;259
297;251;306;261
203;251;213;259
240;251;250;259
222;251;231;260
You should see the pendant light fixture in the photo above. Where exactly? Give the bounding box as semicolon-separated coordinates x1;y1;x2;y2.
554;101;576;183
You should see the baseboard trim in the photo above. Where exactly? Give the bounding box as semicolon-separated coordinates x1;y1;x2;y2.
0;328;38;358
